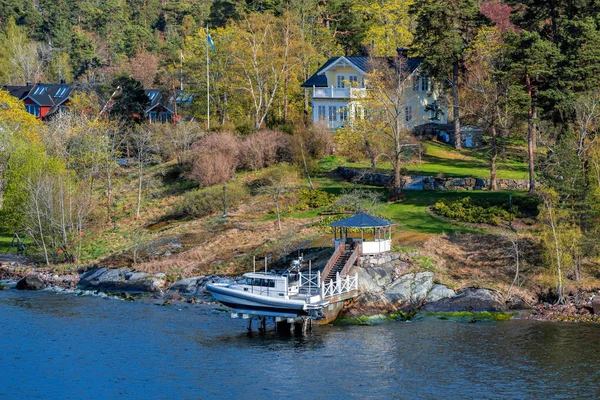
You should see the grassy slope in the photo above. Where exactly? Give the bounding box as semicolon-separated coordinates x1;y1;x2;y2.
0;230;12;253
346;141;529;180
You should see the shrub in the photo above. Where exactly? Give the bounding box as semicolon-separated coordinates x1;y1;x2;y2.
433;196;519;225
238;130;291;171
186;132;240;186
286;189;337;212
172;182;250;218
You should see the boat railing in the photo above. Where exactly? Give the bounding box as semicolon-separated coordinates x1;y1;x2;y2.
321;273;359;299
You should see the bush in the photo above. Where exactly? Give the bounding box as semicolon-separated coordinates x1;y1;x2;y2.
286;189;337;212
186;132;240;187
172;182;250;218
238;130;291;171
433;196;519;225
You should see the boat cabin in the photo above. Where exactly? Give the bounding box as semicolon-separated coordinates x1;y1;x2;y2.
238;272;299;299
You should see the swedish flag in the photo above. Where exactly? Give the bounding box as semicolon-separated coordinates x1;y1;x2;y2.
207;30;216;53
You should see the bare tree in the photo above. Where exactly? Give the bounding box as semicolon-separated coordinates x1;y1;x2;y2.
131;126;155;219
259;165;298;231
360;56;415;201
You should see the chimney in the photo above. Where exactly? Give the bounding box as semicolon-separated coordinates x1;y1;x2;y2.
396;47;409;58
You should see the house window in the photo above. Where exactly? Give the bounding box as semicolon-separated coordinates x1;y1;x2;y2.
318;105;326;120
405;106;413;121
328;106;337;121
160;112;172;123
412;76;419;91
339;107;348;122
149;112;158;121
421;76;430;92
336;75;346;88
348;75;358;86
25;104;40;117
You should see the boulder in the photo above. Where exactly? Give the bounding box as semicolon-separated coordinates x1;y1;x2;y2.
169;276;209;294
425;284;455;303
592;296;600;315
78;267;165;293
16;275;46;290
422;287;505;312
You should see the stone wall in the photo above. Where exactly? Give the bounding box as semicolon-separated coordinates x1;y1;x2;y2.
335;167;528;191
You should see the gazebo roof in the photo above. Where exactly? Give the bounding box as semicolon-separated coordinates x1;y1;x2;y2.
330;213;394;228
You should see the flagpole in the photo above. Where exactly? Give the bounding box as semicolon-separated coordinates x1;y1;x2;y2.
206;24;210;131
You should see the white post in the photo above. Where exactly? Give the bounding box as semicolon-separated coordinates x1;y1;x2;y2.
264;257;267;274
321;280;325;299
355;273;358;291
206;24;210;131
317;270;321;288
253;256;256;273
336;272;341;294
309;260;312;296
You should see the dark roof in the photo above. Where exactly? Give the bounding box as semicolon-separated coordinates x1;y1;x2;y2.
301;56;423;88
2;85;31;100
145;89;193;114
330;213;394;228
24;83;73;107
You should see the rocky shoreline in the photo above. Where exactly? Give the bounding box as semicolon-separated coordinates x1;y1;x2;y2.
2;261;600;323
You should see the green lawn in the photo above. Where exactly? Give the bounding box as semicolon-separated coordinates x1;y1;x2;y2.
0;230;13;253
307;173;528;236
342;141;529;180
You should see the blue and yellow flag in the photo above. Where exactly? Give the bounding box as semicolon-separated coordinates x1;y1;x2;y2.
207;30;216;52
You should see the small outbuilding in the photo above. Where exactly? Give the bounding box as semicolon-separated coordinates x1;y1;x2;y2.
330;213;394;255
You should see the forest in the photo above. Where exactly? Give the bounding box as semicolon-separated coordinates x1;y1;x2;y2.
2;0;600;304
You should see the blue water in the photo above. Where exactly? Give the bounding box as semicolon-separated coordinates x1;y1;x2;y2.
1;290;599;399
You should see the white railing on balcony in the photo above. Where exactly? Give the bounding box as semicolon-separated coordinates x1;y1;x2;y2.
313;86;366;99
321;272;359;299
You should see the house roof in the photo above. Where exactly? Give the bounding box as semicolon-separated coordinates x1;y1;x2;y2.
2;85;31;100
301;56;424;88
330;213;394;228
24;83;73;107
145;89;193;114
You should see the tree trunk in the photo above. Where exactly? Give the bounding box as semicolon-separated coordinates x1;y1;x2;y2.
275;200;281;231
526;74;535;194
453;60;461;149
489;126;498;191
363;133;376;169
300;144;314;190
389;160;403;202
136;160;143;219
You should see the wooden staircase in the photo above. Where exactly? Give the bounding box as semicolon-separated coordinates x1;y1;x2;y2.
324;248;353;283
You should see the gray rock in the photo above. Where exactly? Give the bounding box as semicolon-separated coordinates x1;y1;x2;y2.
425;284;456;303
411;272;434;303
385;273;414;302
16;275;46;290
154;272;166;279
422;287;505;312
169;276;208;294
126;272;149;281
592;296;600;315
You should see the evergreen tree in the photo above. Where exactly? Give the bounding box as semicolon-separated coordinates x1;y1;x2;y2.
109;75;150;124
410;0;481;149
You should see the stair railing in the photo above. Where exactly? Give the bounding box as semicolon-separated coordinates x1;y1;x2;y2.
321;243;343;284
340;243;360;277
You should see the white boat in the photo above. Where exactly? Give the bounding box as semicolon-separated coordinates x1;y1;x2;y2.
206;271;329;318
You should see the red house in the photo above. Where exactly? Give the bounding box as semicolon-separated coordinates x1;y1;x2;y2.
21;83;74;120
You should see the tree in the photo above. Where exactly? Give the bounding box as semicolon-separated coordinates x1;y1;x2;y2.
463;26;518;190
259;164;297;230
109;75;150;124
411;0;480;149
358;56;416;201
131;125;155;219
352;0;414;56
506;30;560;193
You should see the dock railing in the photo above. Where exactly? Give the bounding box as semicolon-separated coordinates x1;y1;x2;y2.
321;273;358;299
340;244;360;277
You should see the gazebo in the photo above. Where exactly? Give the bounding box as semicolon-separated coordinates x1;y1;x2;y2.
330;213;394;255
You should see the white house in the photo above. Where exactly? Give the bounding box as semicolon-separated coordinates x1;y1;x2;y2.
301;49;447;130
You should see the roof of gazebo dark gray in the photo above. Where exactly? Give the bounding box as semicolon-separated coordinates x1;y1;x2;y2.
330;213;394;228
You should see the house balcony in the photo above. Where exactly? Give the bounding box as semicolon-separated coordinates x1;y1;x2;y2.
313;86;367;99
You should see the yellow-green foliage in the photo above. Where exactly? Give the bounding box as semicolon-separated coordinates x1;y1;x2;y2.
428;311;517;322
173;182;250;218
434;196;517;225
286;189;337;212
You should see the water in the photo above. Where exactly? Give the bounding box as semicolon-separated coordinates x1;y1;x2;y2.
1;290;599;400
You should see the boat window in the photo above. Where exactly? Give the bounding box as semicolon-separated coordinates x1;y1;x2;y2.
246;278;276;287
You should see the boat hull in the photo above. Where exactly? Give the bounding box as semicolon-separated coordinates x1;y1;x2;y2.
206;283;309;316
